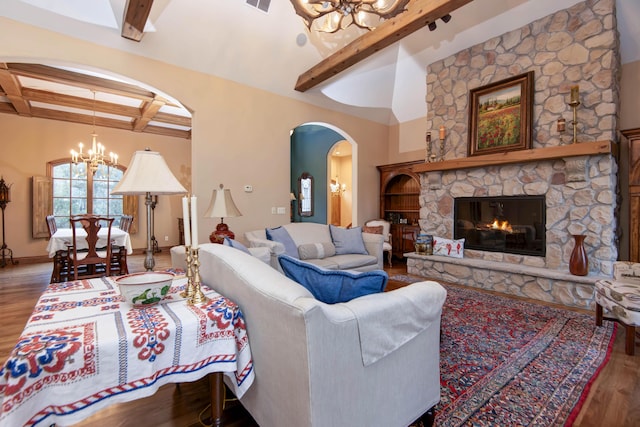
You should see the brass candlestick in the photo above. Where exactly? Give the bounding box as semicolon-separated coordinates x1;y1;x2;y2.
557;118;566;144
180;245;195;298
188;248;209;306
568;100;580;144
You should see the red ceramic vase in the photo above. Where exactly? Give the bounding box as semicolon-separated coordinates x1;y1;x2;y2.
569;234;588;276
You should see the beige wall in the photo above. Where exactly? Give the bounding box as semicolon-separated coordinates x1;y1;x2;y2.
0;18;389;259
620;60;640;130
387;117;424;165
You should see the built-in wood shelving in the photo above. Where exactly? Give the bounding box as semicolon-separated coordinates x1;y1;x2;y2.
412;140;616;173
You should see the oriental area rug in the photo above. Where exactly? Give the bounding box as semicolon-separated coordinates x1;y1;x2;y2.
390;275;617;427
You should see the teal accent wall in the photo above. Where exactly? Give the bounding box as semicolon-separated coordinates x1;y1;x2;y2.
290;125;343;223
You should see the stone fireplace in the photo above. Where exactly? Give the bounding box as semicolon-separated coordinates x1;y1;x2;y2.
405;0;620;309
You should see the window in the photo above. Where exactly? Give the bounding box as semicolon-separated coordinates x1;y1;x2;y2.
49;160;125;229
246;0;270;13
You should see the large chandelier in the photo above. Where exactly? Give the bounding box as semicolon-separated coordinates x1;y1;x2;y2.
290;0;410;33
70;92;118;175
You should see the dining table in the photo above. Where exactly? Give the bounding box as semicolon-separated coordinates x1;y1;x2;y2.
0;275;254;426
46;227;133;258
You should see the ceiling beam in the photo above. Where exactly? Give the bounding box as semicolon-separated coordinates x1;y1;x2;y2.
295;0;473;92
0;62;192;139
122;0;154;42
22;88;141;117
0;63;32;116
133;98;165;132
7;63;158;102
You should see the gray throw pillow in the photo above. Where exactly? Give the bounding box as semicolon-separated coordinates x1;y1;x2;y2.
329;225;368;255
298;242;336;260
266;226;299;258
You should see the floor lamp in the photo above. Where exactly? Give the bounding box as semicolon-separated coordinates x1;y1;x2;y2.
111;149;186;271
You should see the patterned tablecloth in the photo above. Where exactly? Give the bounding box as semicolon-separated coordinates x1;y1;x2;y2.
0;275;254;427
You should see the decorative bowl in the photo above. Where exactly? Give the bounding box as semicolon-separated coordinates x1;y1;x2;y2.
116;272;174;307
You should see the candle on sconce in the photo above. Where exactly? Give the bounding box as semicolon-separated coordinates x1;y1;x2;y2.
191;196;198;249
570;85;579;104
439;125;446;140
557;118;566;133
182;196;191;247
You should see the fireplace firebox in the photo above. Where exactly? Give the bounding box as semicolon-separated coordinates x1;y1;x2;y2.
454;196;546;256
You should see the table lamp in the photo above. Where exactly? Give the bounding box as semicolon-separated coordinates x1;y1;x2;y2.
204;184;242;243
111;149;186;271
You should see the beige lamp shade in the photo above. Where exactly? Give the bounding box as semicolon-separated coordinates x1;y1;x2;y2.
110;149;185;271
204;184;243;219
204;184;242;244
111;149;186;195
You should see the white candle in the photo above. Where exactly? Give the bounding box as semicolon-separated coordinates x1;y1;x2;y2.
182;196;191;247
191;196;198;249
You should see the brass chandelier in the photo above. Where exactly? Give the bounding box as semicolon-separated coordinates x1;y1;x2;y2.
70;92;118;175
290;0;410;33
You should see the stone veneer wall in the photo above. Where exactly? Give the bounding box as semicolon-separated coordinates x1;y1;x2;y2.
417;0;621;281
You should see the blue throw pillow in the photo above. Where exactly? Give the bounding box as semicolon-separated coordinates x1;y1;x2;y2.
329;224;368;255
266;226;299;259
223;237;251;254
278;255;387;304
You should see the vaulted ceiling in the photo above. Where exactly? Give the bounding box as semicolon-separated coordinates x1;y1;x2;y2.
0;0;638;136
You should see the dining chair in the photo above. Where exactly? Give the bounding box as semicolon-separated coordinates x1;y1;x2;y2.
119;214;133;232
46;215;58;238
110;214;133;275
68;215;114;280
46;215;73;283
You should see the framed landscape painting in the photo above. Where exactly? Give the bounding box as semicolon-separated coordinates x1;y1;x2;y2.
468;71;534;157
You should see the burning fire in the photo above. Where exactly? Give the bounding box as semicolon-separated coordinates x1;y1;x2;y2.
490;219;513;232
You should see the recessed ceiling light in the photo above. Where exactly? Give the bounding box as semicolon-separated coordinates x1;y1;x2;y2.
296;33;307;47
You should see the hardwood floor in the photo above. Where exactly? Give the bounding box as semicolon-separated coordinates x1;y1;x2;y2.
0;254;638;426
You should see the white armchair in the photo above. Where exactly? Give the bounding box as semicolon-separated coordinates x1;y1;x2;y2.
365;219;393;267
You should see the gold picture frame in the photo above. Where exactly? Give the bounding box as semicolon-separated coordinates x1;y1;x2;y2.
468;71;534;157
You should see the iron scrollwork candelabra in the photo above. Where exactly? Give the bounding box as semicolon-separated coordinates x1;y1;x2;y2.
0;177;17;267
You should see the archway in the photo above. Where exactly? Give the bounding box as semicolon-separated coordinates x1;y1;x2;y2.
290;122;357;225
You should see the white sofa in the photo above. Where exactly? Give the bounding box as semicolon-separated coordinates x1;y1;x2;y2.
198;243;447;427
245;222;384;272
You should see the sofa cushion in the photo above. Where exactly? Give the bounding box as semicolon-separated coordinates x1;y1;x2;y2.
266;226;299;259
329;225;368;255
223;237;251;254
278;255;387;304
298;242;336;260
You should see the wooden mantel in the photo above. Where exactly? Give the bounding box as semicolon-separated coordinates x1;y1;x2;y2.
412;140;616;173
